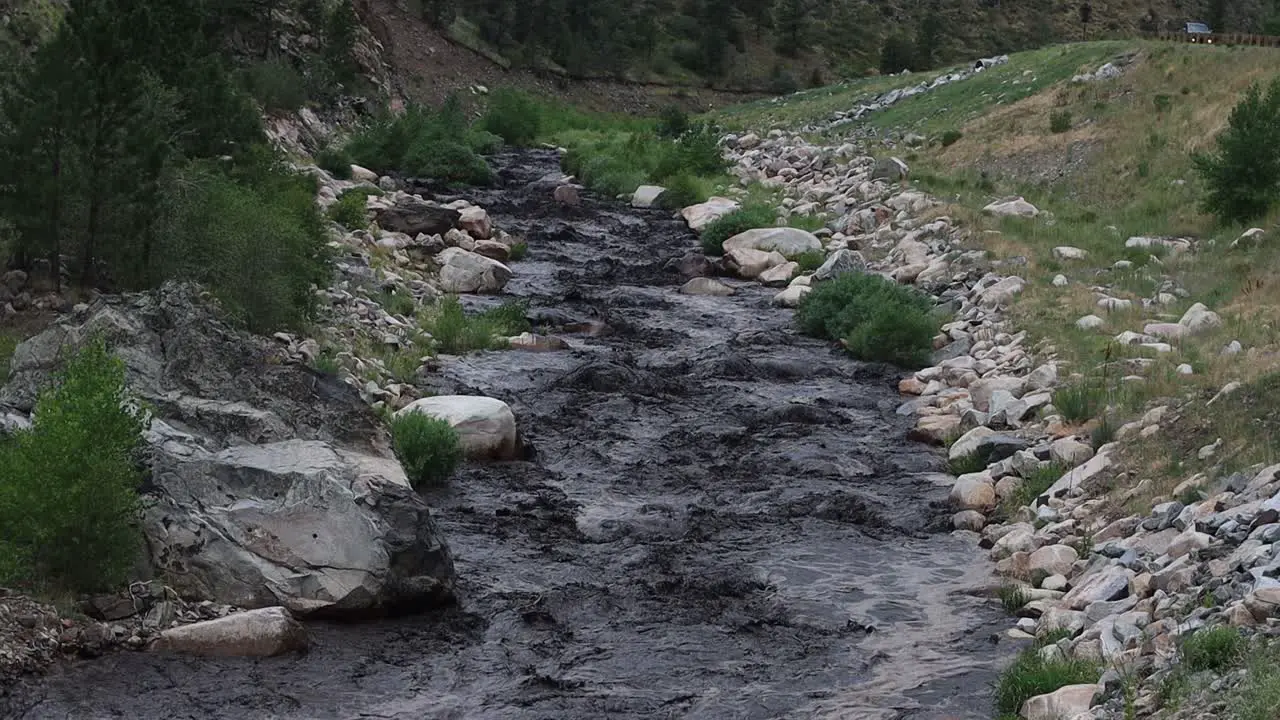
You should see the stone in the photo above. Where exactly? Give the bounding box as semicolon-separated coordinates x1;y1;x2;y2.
1052;274;1069;287
375;196;459;236
1050;438;1095;467
969;376;1026;412
758;262;799;286
1053;246;1088;260
1028;545;1079;585
1020;684;1099;720
349;165;378;183
953;510;986;531
1144;323;1188;341
396;396;518;461
723;227;823;257
553;184;581;206
951;474;997;511
1061;567;1132;610
725;247;787;280
472;239;511;262
1233;227;1266;248
812;249;867;281
631;185;667;208
2;285;456;616
436;247;512;294
772;285;810;308
1025;363;1058;391
151;607;308;658
979;276;1027;308
871;156;909;182
1076;315;1105;331
681;197;740;231
1042;574;1069;592
1179;302;1223;334
949;426;998;461
506;332;570;352
983;197;1039;217
457;206;493;239
1245;587;1280;621
975;435;1031;465
680;277;736;296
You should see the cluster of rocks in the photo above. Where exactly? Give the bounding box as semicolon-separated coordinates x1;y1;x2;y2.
685;126;1277;718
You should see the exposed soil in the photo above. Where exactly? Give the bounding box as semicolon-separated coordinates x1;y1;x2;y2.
5;150;1014;720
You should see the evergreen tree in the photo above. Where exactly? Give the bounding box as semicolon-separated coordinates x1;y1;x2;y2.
879;34;915;75
914;9;944;71
325;0;361;83
774;0;809;55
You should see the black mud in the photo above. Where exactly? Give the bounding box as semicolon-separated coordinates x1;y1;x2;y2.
5;150;1013;720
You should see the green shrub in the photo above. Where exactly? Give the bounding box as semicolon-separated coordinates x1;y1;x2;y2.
793;250;826;273
998;583;1028;614
699;203;776;255
328;188;374;228
403;138;493;185
0;332;17;374
1053;380;1105;424
1153;94;1173;113
1090;413;1117;449
1001;463;1067;516
795;273;939;368
244;57;309;113
1182;627;1244;672
1049;110;1072;134
656;104;690;139
659;173;705;210
482;88;542;146
390;411;463;489
1194;77;1280;224
466;129;504;155
0;340;146;592
379;288;417;317
509;241;528;261
940;129;963;147
420;296;529;354
949;452;987;477
994;645;1101;717
1233;642;1280;720
345;101;493;182
316;146;353;179
311;347;342;375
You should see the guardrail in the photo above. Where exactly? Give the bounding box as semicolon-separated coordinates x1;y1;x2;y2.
1146;31;1280;47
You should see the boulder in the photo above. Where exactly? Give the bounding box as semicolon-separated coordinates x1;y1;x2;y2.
1245;586;1280;621
457;206;493;240
949;426;998;461
553;184;581;206
983;197;1039;217
1028;545;1079;584
1050;438;1095;467
396;395;518;461
1;284;456;616
1179;302;1223;334
681;197;740;231
951;474;997;511
437;247;513;294
506;332;570;352
151;607;308;657
772;285;810;308
871;157;909;182
472;239;512;262
1076;315;1105;331
1020;684;1099;720
979;277;1026;308
911;414;961;445
680;277;736;296
758;262;799;287
631;185;667;208
1061;567;1132;610
723;227;822;257
725;247;787;280
349;165;378;183
1052;246;1088;260
375;196;460;236
812;249;867;281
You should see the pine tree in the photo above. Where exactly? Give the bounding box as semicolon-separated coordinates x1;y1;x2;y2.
325;0;362;83
774;0;808;55
914;9;943;71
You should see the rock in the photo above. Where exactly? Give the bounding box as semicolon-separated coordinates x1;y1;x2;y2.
951;474;997;511
507;332;569;352
1222;340;1243;356
772;285;810;308
349;165;378;183
1233;227;1265;249
1076;315;1105;331
953;510;986;531
1020;684;1100;720
758;262;799;286
1209;381;1243;406
681;197;740;231
1025;363;1058;391
735;132;761;149
1245;587;1280;621
151;607;308;658
1042;575;1068;592
436;247;513;294
1179;302;1223;334
2;285;456;616
2;269;29;294
979;276;1026;308
725;247;786;280
1050;438;1095;467
723;227;822;257
396;395;518;461
1061;567;1132;610
812;249;867;281
976;435;1031;465
375;196;460;236
631;185;667;208
1053;246;1088;260
457;206;493;240
872;157;909;182
680;277;736;296
950;427;998;461
1053;274;1069;287
969;376;1026;412
1143;322;1188;341
553;184;581;206
983;197;1039;217
472;239;511;262
911;414;961;445
1028;545;1079;585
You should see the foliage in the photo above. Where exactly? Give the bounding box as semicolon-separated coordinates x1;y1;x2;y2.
0;331;18;374
1181;627;1244;672
345;102;494;185
699;203;776;256
404;139;494;185
1001;463;1067;516
997;583;1028;614
0;340;146;592
1232;641;1280;720
481;88;542;146
1049;110;1073;133
559;121;726;205
316;145;354;180
793;250;826;273
940;129;963;147
994;644;1101;717
328;187;377;228
949;452;988;477
379;288;417;318
324;0;361;83
880;34;915;75
243;57;309;113
1090;413;1117;449
419;296;530;354
795;273;939;368
509;241;529;261
390;411;463;489
656;105;690;139
659;173;704;210
1194;77;1280;224
1053;379;1105;424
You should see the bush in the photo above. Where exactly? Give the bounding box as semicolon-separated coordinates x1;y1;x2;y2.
1182;627;1244;672
345;102;494;183
795;273;939;367
404;138;493;186
328;188;374;228
466;129;504;155
390;412;463;489
1194;77;1280;223
658;173;705;210
994;645;1101;717
1053;380;1105;424
1233;642;1280;720
244;57;309;113
0;340;146;592
482;88;542;146
949;452;987;476
509;241;528;261
656;105;690;139
1153;93;1173;113
940;129;963;147
379;288;417;317
1001;463;1067;516
699;203;776;255
1049;110;1072;134
316;145;353;179
998;583;1028;614
420;296;529;354
793;249;826;272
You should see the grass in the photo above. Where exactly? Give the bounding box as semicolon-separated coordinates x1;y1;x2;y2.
1181;627;1245;673
328;187;382;228
419;296;529;355
0;331;18;375
509;241;528;261
378;289;417;318
998;583;1029;614
949;452;988;476
1000;463;1067;517
1232;641;1280;720
994;639;1102;719
795;273;940;368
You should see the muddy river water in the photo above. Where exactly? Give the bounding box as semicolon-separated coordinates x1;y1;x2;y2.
8;150;1013;720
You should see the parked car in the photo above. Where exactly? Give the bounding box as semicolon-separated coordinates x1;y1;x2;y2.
1184;21;1213;42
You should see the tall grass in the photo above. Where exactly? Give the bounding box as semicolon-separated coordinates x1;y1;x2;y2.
419;297;529;354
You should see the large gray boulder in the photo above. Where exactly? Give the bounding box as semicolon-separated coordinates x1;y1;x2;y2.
375;195;460;236
722;227;822;257
0;284;456;617
396;395;518;461
437;247;513;294
150;606;308;658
